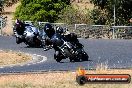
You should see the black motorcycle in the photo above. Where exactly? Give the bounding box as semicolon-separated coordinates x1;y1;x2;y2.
51;33;89;62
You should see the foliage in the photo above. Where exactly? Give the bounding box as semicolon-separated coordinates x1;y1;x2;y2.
14;0;70;22
0;0;4;12
90;8;107;25
90;0;132;25
56;5;93;25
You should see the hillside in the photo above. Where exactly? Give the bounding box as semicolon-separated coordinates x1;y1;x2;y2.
71;0;94;10
2;2;20;36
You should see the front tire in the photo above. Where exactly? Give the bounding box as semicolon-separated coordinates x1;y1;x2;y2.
81;51;89;61
78;51;89;61
54;51;64;62
16;37;22;44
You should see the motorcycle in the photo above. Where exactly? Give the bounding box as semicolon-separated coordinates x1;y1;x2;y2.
14;24;43;47
51;33;89;62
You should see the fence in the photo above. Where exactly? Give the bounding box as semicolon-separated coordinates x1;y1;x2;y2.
111;26;132;39
1;20;132;39
0;16;7;35
74;24;111;39
74;24;132;39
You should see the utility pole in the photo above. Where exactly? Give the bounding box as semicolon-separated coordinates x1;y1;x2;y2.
113;0;116;26
0;17;2;35
112;0;116;39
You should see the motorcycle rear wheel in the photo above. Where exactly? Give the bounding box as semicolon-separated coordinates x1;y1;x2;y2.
26;37;41;47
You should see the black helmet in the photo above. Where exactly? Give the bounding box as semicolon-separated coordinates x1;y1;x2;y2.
44;23;55;38
56;26;64;34
15;19;21;27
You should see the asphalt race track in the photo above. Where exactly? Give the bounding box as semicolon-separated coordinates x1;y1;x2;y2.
0;36;132;73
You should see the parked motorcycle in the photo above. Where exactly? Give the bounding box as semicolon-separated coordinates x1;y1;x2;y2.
51;33;89;62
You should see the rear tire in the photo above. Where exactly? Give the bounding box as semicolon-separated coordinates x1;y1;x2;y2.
33;37;41;47
27;43;34;47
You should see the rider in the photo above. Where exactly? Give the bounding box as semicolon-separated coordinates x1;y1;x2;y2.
13;19;26;44
43;23;55;50
13;19;25;37
43;23;83;50
55;26;83;49
43;23;55;38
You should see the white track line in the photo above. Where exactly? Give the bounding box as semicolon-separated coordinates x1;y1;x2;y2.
0;49;47;68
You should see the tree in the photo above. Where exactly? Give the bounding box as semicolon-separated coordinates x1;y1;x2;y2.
90;0;132;25
90;8;107;25
56;6;93;24
0;0;4;12
14;0;70;22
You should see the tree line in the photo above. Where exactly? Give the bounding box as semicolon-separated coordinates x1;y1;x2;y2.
14;0;132;25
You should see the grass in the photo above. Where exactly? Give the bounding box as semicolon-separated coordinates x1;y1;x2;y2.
0;67;132;88
0;50;32;66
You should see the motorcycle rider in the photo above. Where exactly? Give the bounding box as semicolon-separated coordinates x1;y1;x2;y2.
43;23;55;38
43;23;55;50
43;23;83;50
13;19;26;44
55;26;83;49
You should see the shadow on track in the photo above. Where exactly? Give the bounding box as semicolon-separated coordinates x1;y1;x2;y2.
59;59;92;63
24;45;43;48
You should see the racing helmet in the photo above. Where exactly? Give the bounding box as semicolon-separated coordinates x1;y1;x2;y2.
44;23;55;38
15;19;20;24
56;26;64;34
15;19;23;27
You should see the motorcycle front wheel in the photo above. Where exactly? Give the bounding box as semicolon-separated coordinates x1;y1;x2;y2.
80;51;89;61
16;37;22;44
54;51;64;62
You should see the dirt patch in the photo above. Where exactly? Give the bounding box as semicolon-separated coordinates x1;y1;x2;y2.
0;50;32;66
0;69;131;88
